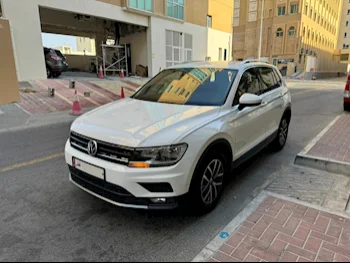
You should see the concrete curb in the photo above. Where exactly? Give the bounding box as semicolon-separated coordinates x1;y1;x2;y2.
294;114;350;176
191;190;350;262
295;154;350;176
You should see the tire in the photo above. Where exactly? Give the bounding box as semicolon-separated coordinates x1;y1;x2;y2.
188;151;227;215
271;114;290;152
344;103;350;111
46;67;52;78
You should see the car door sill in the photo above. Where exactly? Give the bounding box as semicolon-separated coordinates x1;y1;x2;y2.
231;130;278;170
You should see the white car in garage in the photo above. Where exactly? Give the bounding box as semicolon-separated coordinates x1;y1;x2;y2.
65;60;292;214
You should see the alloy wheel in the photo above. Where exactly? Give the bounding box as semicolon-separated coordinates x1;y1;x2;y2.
279;119;288;146
200;159;224;205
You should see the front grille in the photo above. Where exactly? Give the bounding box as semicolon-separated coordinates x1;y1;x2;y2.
70;132;134;165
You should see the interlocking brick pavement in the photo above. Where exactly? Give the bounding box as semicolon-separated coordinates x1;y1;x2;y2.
306;114;350;163
208;196;350;262
16;79;140;115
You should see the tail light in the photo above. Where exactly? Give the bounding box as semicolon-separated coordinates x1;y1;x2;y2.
50;55;62;61
344;75;350;98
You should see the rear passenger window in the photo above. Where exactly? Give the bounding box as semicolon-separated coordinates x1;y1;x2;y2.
257;67;280;93
273;70;283;86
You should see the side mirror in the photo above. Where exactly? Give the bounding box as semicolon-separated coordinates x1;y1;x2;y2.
238;94;262;110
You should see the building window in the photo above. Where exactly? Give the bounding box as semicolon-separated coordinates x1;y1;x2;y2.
343;44;350;49
167;0;184;20
288;26;296;36
345;33;348;38
309;8;313;18
206;15;212;28
290;3;299;14
129;0;153;12
348;9;350;15
304;4;308;15
277;6;286;16
276;28;284;37
346;21;349;27
166;30;192;67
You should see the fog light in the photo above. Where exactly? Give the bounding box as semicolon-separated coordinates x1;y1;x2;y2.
150;198;167;204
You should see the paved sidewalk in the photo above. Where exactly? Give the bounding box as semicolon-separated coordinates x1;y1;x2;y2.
197;194;350;262
295;113;350;176
13;78;146;115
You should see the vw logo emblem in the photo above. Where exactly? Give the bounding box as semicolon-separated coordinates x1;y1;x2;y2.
87;140;98;156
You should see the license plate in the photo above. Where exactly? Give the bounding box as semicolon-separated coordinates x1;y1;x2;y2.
73;158;105;180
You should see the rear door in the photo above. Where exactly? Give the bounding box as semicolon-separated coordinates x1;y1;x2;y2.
256;67;285;137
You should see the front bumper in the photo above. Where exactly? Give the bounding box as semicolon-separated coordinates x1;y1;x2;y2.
65;140;191;210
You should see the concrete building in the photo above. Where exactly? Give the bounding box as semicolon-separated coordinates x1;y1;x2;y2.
232;0;347;79
0;0;233;82
77;37;96;54
337;0;350;69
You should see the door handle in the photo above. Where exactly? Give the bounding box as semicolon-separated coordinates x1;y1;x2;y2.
261;101;268;106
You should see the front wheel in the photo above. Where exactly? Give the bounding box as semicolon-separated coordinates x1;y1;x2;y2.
271;115;290;151
188;152;227;214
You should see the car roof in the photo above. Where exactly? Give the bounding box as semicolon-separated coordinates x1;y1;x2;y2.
168;60;276;71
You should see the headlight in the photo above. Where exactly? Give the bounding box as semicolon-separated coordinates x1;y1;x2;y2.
128;143;188;168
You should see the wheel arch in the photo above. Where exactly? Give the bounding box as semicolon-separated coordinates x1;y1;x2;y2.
188;138;233;191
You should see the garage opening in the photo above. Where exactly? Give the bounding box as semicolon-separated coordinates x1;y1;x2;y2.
39;7;148;79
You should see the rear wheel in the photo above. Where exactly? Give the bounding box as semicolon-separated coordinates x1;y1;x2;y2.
46;67;52;78
271;114;290;151
188;151;227;214
53;73;61;78
344;102;350;111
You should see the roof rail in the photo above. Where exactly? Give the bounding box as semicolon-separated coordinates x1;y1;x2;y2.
241;59;270;65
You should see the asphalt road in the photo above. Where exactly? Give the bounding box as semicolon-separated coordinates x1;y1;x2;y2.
0;81;345;262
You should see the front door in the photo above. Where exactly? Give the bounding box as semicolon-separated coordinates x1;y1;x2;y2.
228;68;268;161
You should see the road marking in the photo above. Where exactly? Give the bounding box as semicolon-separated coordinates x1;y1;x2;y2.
35;80;73;106
291;89;315;96
0;153;64;173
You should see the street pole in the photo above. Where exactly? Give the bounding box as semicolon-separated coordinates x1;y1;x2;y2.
258;0;265;60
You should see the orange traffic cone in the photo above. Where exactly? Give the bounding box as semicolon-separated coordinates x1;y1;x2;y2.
71;90;83;116
120;69;125;79
98;64;104;79
121;87;125;99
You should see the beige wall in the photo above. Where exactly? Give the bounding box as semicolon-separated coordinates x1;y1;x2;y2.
120;31;148;72
0;19;20;105
154;0;165;16
65;54;96;71
185;0;208;27
208;0;233;33
98;0;124;7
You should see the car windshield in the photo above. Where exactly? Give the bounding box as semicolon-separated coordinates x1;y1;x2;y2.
133;68;238;106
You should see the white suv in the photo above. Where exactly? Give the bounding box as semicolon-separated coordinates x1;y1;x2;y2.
65;61;291;214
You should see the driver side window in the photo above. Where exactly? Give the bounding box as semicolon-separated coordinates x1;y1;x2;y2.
233;68;261;106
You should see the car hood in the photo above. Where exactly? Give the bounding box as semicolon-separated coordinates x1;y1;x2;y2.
71;98;220;147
